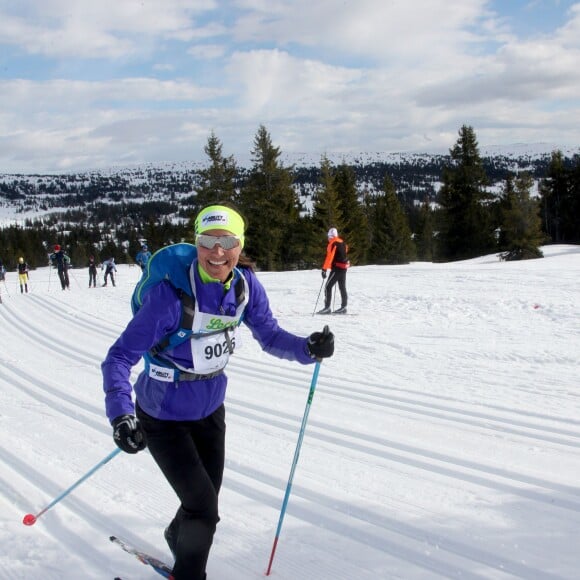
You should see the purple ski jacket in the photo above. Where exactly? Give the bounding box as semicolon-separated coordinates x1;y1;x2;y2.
102;264;314;422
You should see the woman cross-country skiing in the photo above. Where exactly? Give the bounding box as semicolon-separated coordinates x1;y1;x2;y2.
101;203;335;580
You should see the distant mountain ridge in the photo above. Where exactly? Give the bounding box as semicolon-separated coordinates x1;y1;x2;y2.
278;142;580;169
0;143;578;227
2;142;578;178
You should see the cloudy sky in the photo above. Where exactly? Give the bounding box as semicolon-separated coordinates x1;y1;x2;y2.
1;0;579;173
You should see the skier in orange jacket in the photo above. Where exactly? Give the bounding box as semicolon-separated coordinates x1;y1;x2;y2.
317;227;349;314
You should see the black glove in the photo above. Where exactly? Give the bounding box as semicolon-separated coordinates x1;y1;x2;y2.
321;269;327;279
112;414;147;454
307;325;334;359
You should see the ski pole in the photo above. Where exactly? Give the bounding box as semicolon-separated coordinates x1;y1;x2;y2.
266;328;327;575
22;447;121;526
312;278;325;316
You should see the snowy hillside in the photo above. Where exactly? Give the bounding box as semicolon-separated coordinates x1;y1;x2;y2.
1;142;578;230
0;245;579;579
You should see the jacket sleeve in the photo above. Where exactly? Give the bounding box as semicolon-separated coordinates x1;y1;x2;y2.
242;270;314;365
101;281;181;422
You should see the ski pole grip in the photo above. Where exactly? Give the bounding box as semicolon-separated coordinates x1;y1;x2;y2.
314;325;331;363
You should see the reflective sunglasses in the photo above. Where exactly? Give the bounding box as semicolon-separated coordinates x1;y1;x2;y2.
196;234;241;250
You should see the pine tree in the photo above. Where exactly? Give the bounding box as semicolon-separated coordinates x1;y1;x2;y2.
334;163;368;265
288;214;321;269
367;176;416;264
497;174;516;251
238;125;300;270
143;217;167;249
414;196;434;261
539;150;567;243
540;151;580;243
568;156;580;242
195;131;238;213
310;157;345;269
437;125;496;261
499;173;545;260
312;156;343;230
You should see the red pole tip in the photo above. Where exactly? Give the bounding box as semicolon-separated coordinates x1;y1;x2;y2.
22;514;37;526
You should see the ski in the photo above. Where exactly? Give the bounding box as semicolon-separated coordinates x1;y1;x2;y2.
110;535;174;579
315;311;353;316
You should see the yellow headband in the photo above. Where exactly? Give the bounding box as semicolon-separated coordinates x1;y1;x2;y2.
195;205;245;248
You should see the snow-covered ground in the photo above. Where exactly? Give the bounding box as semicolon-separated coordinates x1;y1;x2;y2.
0;246;579;579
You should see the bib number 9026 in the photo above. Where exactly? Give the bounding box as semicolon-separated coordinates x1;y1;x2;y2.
204;337;236;360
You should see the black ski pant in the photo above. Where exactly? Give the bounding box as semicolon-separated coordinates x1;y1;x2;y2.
89;267;97;287
324;268;347;309
57;267;69;289
136;403;225;580
104;271;115;286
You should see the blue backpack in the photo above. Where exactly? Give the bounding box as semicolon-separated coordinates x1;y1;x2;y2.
131;243;197;315
131;243;246;358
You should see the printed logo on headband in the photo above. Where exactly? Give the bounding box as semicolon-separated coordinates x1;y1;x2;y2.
196;205;245;244
201;211;229;228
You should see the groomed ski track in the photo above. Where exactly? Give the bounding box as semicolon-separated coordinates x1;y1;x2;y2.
1;257;579;579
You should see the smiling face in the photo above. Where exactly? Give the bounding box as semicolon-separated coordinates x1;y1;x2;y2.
196;228;242;282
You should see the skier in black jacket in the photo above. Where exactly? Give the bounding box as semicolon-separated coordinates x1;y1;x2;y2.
17;257;29;294
50;245;70;290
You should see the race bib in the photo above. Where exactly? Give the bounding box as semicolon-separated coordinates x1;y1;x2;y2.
187;265;249;375
190;310;241;373
191;329;237;373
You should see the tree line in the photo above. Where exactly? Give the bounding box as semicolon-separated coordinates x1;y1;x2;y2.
1;124;579;272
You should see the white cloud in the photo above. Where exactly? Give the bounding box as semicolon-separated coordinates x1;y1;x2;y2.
153;63;176;72
0;0;579;172
188;44;227;60
232;0;492;63
0;0;218;57
225;49;362;118
0;78;230;171
555;3;580;47
0;78;225;110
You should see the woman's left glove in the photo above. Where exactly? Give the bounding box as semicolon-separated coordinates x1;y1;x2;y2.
112;414;147;454
307;326;335;359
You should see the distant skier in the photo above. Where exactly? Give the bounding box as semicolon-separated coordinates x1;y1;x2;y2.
50;245;71;290
17;257;29;294
317;227;349;315
88;255;98;288
102;257;117;287
135;244;152;272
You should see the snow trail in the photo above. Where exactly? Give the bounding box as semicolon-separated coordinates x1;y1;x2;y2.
1;247;579;578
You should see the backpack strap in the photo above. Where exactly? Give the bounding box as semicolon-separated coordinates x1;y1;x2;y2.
233;270;245;306
148;290;195;357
